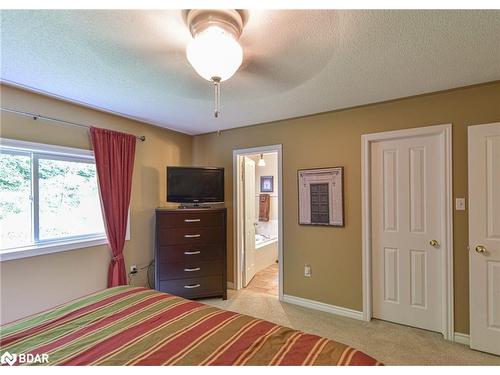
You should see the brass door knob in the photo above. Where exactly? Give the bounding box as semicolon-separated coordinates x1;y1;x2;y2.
475;245;487;254
429;239;440;247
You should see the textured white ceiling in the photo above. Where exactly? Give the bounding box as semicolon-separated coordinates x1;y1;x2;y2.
1;10;499;135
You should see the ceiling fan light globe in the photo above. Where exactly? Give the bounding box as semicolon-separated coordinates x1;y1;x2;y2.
186;26;243;82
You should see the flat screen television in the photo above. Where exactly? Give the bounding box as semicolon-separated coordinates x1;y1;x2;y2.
167;166;224;205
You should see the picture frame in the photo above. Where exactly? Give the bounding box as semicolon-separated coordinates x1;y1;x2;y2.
297;166;344;227
260;175;274;192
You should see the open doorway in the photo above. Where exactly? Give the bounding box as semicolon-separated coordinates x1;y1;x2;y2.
233;145;283;300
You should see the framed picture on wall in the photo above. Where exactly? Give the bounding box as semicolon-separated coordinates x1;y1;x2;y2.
297;167;344;227
260;176;274;192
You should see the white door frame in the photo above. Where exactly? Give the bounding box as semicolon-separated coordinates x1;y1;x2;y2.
361;124;454;340
233;144;283;301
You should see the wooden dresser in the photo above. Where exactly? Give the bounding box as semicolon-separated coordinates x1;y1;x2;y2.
155;207;227;300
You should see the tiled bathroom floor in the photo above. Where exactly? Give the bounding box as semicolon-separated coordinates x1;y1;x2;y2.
246;263;278;296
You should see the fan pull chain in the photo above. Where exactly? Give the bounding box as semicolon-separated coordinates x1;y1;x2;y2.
212;77;221;118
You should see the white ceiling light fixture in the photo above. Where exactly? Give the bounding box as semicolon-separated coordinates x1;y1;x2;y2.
258;154;266;167
185;9;245;118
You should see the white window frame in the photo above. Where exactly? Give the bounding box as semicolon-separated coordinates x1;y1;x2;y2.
0;138;129;262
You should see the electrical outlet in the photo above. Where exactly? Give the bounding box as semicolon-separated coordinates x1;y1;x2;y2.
130;265;138;274
455;198;466;211
304;264;311;278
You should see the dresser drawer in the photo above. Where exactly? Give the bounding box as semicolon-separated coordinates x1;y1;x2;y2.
158;211;224;229
158;260;223;281
157;244;223;263
158;226;224;246
159;276;222;298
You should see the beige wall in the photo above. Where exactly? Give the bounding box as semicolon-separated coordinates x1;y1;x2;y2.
0;85;192;323
192;81;500;334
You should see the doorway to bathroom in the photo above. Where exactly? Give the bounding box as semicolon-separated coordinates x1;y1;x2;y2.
233;145;283;300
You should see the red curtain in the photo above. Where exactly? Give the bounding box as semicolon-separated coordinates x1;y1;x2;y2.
90;126;136;287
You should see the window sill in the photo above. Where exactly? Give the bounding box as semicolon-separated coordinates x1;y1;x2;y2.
0;236;108;262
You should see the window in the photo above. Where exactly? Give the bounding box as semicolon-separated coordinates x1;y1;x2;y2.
0;138;107;260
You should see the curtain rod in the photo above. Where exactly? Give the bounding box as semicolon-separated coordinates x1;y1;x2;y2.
1;107;146;142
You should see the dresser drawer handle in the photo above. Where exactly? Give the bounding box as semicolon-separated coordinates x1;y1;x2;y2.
184;251;201;255
184;219;201;223
184;284;201;289
184;234;201;238
184;267;201;272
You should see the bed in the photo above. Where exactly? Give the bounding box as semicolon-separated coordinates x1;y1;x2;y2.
0;286;381;366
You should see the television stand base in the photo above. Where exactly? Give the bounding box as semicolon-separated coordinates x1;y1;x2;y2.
177;204;211;209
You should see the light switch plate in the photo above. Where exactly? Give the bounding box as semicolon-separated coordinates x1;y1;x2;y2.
304;264;311;277
455;198;466;211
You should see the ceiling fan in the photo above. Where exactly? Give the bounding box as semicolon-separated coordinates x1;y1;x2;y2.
183;9;248;118
126;10;334;117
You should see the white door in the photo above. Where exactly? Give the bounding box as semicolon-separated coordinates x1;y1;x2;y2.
243;156;257;287
371;132;443;332
469;122;500;356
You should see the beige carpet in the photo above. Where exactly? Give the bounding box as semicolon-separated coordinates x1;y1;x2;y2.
204;289;500;365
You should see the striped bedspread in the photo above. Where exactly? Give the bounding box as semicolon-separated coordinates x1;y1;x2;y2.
0;286;381;366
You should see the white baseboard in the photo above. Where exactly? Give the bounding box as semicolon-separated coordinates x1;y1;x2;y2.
283;294;470;342
282;294;364;321
227;282;235;290
453;332;470;346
